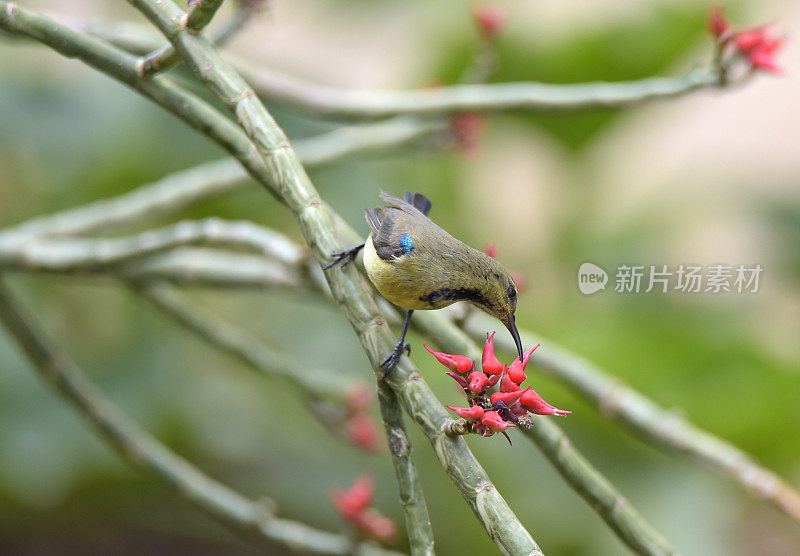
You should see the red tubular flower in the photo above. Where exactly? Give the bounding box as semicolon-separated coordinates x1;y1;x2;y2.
520;389;572;416
472;4;507;40
330;475;374;520
734;26;785;74
506;344;540;384
481;410;515;433
490;387;529;407
468;371;489;394
499;371;520;393
707;6;731;39
485;372;502;389
481;332;504;375
424;345;474;373
447;404;485;422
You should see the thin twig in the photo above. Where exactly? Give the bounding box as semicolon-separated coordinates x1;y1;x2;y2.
0;218;303;271
140;0;226;76
461;311;800;525
0;278;401;556
240;65;721;119
136;281;436;554
127;0;543;551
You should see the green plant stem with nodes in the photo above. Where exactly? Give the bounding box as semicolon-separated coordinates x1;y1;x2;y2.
0;279;402;556
125;0;544;552
461;311;800;525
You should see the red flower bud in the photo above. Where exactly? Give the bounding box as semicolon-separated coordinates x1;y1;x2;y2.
520;389;572;416
424;345;474;373
734;26;785;74
468;371;489;393
486;372;502;389
481;332;504;375
483;244;498;258
499;371;521;393
346;413;382;453
355;509;399;544
505;358;527;384
445;371;469;389
447;404;485;422
490;387;529;407
472;4;507;40
707;6;731;39
481;410;515;433
330;475;374;520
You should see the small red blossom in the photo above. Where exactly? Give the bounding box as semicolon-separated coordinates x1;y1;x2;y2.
735;28;784;74
481;332;504;375
447;404;485;422
520;389;572;416
472;4;507;40
482;410;515;433
708;6;731;39
346;412;382;453
468;370;490;394
451;112;484;158
506;344;540;384
499;371;521;393
354;510;399;544
490;388;528;406
424;345;474;373
446;371;469;390
330;475;374;520
706;7;785;75
331;475;397;544
483;244;498;258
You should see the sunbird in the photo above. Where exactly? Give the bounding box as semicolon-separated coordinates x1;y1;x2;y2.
326;192;524;374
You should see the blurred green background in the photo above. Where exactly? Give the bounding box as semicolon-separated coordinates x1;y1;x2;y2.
1;1;799;554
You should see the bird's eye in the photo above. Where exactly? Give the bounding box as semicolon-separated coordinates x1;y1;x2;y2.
507;284;517;300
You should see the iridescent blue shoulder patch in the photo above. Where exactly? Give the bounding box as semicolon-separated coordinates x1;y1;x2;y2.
399;233;415;255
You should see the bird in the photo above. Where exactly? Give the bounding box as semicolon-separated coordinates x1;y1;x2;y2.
325;191;524;375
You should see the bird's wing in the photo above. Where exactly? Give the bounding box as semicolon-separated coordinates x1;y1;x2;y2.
365;192;432;261
403;191;432;216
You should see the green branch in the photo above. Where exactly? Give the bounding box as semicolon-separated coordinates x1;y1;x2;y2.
0;278;401;556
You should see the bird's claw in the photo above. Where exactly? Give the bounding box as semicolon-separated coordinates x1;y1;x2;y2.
323;244;365;270
380;341;411;378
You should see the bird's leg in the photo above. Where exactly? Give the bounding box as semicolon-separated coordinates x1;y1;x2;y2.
380;309;414;377
323;243;365;270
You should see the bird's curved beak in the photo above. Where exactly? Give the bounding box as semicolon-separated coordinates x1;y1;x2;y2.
503;313;524;361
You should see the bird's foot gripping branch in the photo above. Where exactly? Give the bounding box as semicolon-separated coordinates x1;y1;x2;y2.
432;332;571;444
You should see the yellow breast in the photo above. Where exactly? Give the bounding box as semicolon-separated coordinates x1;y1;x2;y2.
363;235;445;310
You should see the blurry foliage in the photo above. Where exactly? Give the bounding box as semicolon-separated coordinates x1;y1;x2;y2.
0;1;798;555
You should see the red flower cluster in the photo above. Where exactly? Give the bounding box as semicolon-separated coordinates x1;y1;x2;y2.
330;475;398;544
343;383;382;453
472;4;508;40
707;6;784;74
427;333;570;442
